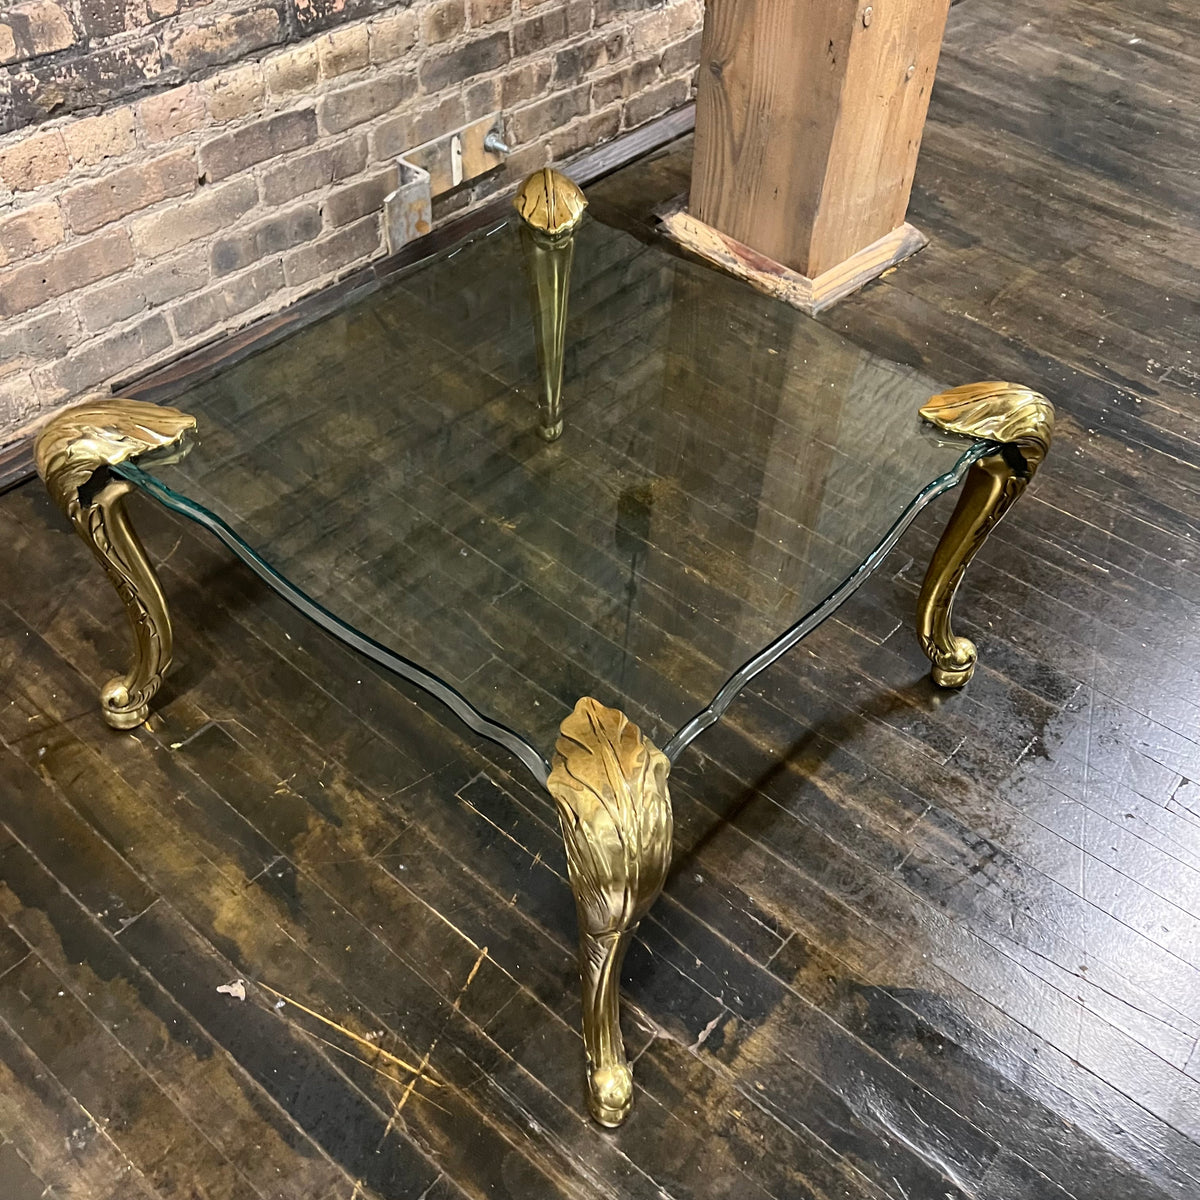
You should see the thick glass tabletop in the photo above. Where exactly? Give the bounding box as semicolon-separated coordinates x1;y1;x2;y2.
117;201;989;782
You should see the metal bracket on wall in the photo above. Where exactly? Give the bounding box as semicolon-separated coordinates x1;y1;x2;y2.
383;113;509;253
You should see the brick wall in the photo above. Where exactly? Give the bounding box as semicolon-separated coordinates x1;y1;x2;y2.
0;0;702;443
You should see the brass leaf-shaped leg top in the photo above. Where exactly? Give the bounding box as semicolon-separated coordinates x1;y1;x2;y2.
34;397;197;728
514;168;587;442
547;697;672;1126
917;382;1054;687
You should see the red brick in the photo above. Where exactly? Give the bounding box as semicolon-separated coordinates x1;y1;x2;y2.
294;0;393;35
283;215;379;287
551;105;620;160
422;0;466;44
6;38;163;131
594;0;664;21
0;371;41;424
63;108;137;166
502;60;552;108
203;61;265;121
131;177;258;256
554;28;627;82
170;260;284;339
320;74;417;135
260;137;368;205
510;83;590;144
62;148;197;235
39;314;173;397
265;41;319;97
464;76;500;120
199;109;317;181
621;72;689;128
78;0;126;39
163;8;284;74
512;2;590;56
0;228;133;319
318;25;369;78
635;0;700;48
419;31;509;92
323;170;395;228
0;129;69;192
660;28;701;77
210;204;322;275
0;202;63;267
0;309;79;375
371;93;465;159
469;0;511;27
369;10;417;63
0;1;75;66
138;83;207;143
591;56;658;108
76;247;209;332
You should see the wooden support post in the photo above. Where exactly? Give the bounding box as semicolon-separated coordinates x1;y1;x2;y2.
670;0;951;314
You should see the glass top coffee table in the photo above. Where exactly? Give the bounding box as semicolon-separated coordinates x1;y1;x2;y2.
34;168;1053;1127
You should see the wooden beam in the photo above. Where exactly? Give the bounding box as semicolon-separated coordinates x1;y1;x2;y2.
690;0;951;283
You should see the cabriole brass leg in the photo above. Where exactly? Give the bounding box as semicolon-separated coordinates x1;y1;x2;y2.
917;382;1055;687
547;697;673;1127
34;397;197;728
514;167;587;442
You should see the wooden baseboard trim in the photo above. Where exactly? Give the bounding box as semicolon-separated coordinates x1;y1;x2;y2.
656;198;927;316
0;103;698;496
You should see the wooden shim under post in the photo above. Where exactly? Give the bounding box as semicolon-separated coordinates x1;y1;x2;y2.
656;196;928;316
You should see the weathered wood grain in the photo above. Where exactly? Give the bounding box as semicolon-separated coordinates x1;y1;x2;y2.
691;0;950;276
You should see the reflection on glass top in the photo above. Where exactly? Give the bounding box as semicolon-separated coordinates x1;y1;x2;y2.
125;207;981;766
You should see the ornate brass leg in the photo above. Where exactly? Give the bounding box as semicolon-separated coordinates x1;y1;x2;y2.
514;167;587;442
917;382;1054;687
546;697;672;1127
34;397;197;728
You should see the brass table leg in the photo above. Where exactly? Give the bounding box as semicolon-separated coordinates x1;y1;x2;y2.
547;697;673;1127
917;382;1055;686
34;397;197;728
514;167;587;442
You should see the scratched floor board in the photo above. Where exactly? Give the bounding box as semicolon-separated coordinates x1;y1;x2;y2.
0;466;1099;1200
780;622;1200;943
0;1013;167;1200
133;453;1200;1094
697;696;1200;1057
666;728;1200;1124
4;727;578;1200
389;777;996;1200
0;492;838;1199
0;835;360;1200
132;692;796;1196
133;527;904;1200
0;609;649;1200
424;753;1180;1200
0;537;629;1198
182;554;1200;1200
11;470;1200;1200
436;755;1200;1200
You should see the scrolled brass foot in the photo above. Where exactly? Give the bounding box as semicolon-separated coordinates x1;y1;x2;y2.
588;1059;634;1128
928;639;977;689
917;382;1054;689
514;168;587;442
547;697;672;1127
34;396;197;728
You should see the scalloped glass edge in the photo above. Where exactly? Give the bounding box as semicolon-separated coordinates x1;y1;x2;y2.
113;438;996;788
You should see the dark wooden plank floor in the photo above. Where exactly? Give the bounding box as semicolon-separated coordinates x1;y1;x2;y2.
4;0;1200;1195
